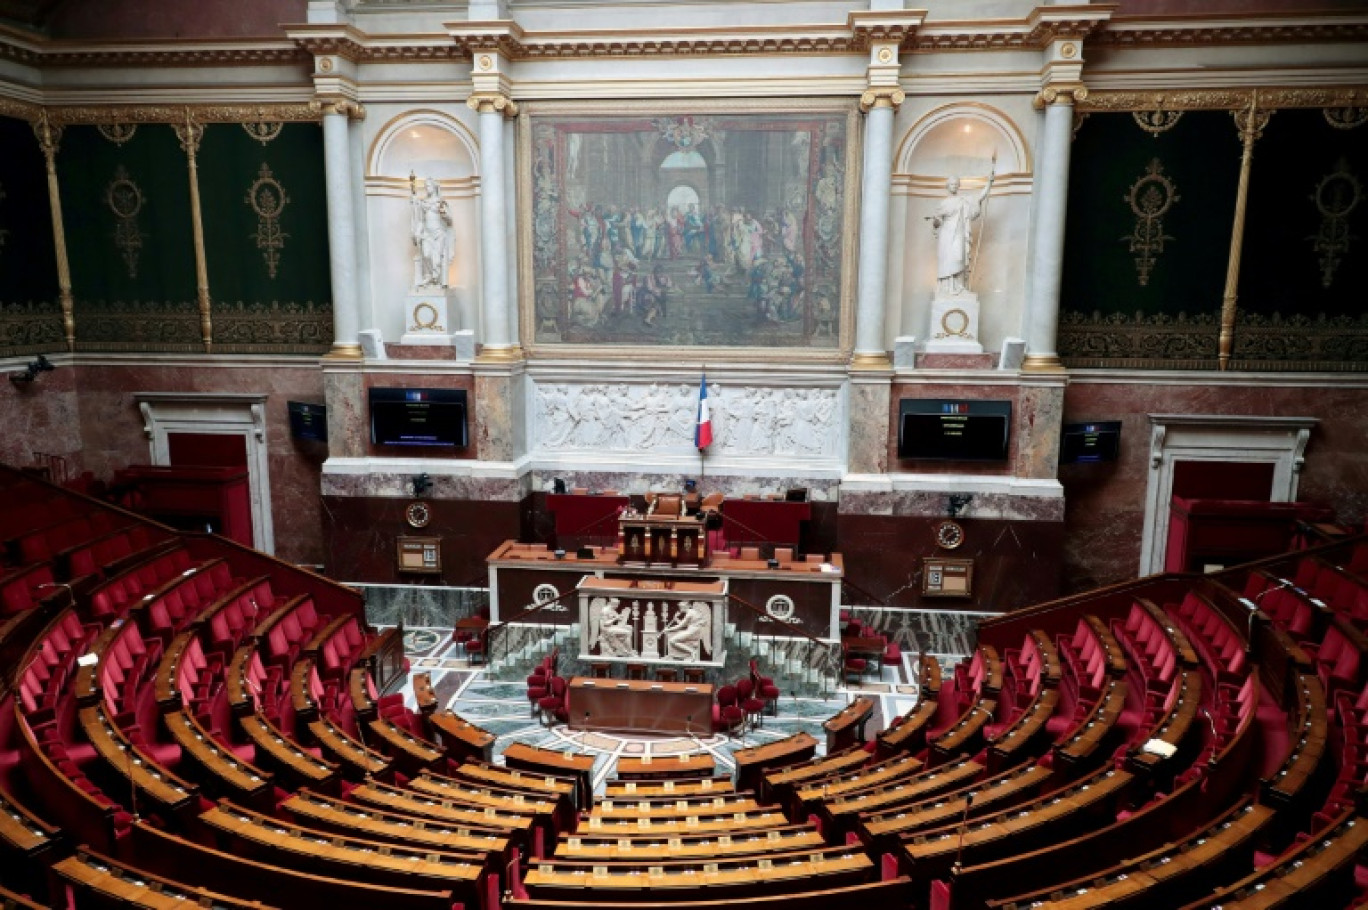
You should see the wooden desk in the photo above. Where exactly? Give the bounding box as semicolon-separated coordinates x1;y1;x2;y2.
1054;678;1128;774
454;761;578;805
732;732;819;793
930;699;997;762
843;637;885;663
592;796;762;820
988;688;1059;773
793;753;928;808
819;759;979;835
762;748;868;803
163;709;272;806
410;772;561;819
430;710;497;763
350;780;539;843
547;492;632;548
78;703;198;814
616;752;716;781
556;825;824;861
823;697;873;753
1126;669;1201;777
567;677;714;736
282;789;511;858
239;714;338;789
413;672;437;714
876;700;938;757
1263;672;1329;812
602;776;735;799
154;629;195;710
307;717;393;780
54;849;273;910
503;743;596;811
578;808;790;836
721;498;811;548
860;763;1053;845
367;714;444;773
1084;615;1128;676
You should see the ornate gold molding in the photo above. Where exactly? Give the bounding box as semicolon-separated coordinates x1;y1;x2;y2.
1034;83;1089;109
172;112;213;352
466;92;518;117
1;103;321;126
1077;87;1366;113
0;41;306;68
33;112;74;351
859;86;904;113
475;343;524;364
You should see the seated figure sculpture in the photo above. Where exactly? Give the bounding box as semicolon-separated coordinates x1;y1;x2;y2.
664;600;712;662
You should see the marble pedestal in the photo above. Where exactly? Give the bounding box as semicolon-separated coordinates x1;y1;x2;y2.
401;288;461;347
926;292;983;354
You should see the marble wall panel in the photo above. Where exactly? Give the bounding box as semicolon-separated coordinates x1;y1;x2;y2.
887;379;1045;477
360;370;479;460
1061;378;1368;593
836;512;1064;611
321;494;521;585
71;360;327;565
847;378;890;476
0;361;81;469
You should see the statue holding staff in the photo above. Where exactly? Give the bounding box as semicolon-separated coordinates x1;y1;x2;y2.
410;173;454;288
930;157;995;297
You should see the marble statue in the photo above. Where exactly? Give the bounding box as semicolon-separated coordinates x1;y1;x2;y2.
410;175;454;288
931;171;994;297
663;600;712;662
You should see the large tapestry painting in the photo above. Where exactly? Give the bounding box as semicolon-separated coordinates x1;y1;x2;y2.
526;105;854;350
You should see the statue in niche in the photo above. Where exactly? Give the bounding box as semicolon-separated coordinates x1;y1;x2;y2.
663;600;712;662
930;168;995;297
410;174;454;288
588;596;637;657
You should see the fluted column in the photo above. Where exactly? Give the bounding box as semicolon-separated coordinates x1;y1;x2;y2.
172;112;213;352
1022;84;1084;372
320;99;364;358
1219;96;1272;370
852;86;903;370
468;91;520;361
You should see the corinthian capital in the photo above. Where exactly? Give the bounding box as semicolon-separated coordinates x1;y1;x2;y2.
467;92;519;117
859;86;905;113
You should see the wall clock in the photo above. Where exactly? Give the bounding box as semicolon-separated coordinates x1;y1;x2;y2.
934;519;965;550
405;501;432;529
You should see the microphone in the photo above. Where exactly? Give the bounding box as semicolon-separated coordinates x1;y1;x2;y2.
952;791;975;874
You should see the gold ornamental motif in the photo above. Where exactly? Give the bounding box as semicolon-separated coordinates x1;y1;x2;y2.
241;121;284;145
1121;158;1179;287
96;123;137;146
1308;159;1362;289
0;181;7;253
246;163;290;279
1131;108;1182;136
1323;107;1368;130
104;165;146;279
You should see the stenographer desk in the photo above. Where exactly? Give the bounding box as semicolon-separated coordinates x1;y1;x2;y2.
567;677;714;736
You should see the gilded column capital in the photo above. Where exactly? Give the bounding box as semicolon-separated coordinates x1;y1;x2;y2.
31;114;63;159
171;114;205;158
859;86;904;113
316;98;365;120
1033;83;1088;110
467;92;519;118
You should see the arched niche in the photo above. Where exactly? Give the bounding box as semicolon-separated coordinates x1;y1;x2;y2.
370;111;478;179
888;104;1032;352
364;111;481;344
896;103;1029;182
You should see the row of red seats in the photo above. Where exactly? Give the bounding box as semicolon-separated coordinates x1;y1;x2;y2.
1168;591;1247;684
16;610;98;724
1056;617;1110;701
86;546;199;621
0;562;57;615
11;511;126;566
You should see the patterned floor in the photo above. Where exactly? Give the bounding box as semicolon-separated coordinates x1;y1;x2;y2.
393;625;967;794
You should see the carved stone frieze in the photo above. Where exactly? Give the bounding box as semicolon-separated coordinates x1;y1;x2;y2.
533;380;841;458
1092;18;1368;49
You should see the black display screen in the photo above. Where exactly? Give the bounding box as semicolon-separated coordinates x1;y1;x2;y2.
287;401;327;443
369;388;468;448
1060;421;1121;463
898;399;1011;461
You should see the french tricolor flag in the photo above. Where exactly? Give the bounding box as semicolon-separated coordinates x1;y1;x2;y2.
695;373;713;450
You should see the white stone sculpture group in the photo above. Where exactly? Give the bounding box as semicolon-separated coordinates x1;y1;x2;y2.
410;175;454;289
586;596;714;662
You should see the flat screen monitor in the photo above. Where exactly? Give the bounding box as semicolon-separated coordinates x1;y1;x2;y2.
287;401;327;443
898;399;1011;462
1060;420;1122;463
369;388;468;448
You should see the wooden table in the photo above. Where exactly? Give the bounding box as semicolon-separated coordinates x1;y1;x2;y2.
823;697;873;752
567;677;714;735
430;710;496;763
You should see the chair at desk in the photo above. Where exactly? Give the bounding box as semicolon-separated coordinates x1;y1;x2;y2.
625;663;648;681
713;685;744;734
740;546;761;561
463;635;485;664
538;677;568;725
655;667;678;683
646;493;685;518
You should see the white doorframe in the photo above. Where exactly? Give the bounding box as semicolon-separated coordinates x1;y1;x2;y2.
134;392;275;554
1139;414;1316;576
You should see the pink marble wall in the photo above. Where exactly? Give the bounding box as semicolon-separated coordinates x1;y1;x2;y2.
47;0;306;39
1060;380;1368;594
0;361;82;470
71;361;327;566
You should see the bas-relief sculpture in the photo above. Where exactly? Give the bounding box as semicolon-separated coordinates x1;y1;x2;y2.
585;596;716;662
533;381;840;457
529;110;851;348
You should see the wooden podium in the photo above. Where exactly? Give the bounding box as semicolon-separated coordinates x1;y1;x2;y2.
617;494;708;568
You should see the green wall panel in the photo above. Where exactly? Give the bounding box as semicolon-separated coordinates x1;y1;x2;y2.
1060;111;1241;368
198;121;332;353
1233;109;1368;368
58;123;200;350
0;115;62;355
